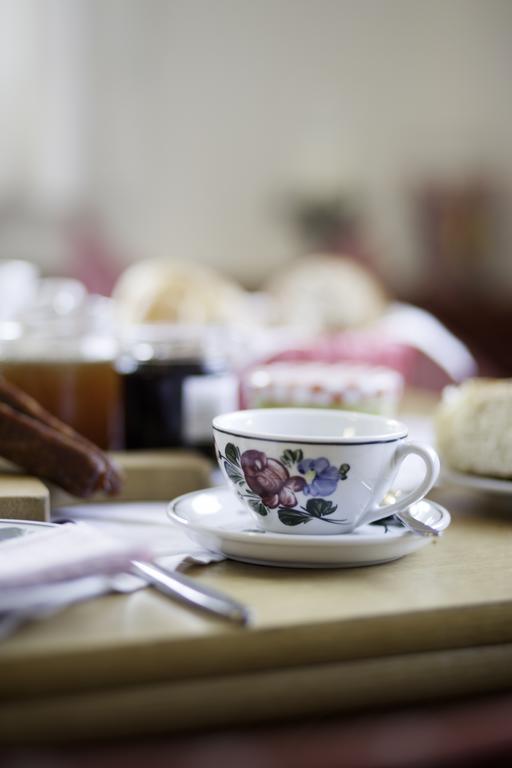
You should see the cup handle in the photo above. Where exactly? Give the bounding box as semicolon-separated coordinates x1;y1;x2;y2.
358;441;440;526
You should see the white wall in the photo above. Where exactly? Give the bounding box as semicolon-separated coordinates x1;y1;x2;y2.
2;0;512;294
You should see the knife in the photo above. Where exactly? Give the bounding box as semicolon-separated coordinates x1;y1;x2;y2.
130;560;251;626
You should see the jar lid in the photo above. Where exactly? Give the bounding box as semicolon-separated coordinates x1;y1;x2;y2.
245;362;403;394
242;362;404;413
118;324;230;364
0;287;117;362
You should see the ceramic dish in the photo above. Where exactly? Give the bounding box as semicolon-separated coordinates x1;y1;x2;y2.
168;488;451;568
0;519;55;544
441;467;512;495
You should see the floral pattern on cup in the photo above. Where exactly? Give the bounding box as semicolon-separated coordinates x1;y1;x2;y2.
241;449;306;508
297;457;350;496
219;442;352;527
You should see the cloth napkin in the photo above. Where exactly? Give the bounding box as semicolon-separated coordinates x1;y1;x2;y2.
0;522;151;591
52;500;225;570
0;502;225;638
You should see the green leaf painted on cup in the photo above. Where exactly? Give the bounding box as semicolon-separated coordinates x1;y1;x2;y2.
305;498;338;518
339;463;350;480
225;443;240;466
280;448;304;468
372;514;402;533
277;507;311;526
247;498;268;517
280;449;294;467
224;461;245;486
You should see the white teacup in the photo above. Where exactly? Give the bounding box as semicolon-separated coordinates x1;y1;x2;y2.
213;408;440;535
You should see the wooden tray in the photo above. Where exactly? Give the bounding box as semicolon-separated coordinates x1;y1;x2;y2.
1;484;511;743
0;450;212;520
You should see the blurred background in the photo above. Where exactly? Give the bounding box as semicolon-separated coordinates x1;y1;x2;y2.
0;0;511;448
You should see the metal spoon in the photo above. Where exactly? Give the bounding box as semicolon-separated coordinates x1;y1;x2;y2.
395;508;440;537
53;519;251;625
382;492;441;537
131;561;250;625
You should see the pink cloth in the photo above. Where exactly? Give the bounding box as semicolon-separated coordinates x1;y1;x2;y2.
262;332;451;391
0;522;151;589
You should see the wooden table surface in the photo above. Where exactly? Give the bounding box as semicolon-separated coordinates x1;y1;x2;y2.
1;392;511;755
3;691;512;768
1;481;512;745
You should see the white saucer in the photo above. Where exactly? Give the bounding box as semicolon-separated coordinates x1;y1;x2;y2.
442;467;512;496
168;488;451;569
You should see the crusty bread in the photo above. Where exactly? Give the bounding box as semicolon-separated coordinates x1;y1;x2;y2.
435;379;512;478
268;255;388;331
112;259;248;325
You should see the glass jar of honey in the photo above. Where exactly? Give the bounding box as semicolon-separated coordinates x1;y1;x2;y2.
116;325;239;455
0;282;121;450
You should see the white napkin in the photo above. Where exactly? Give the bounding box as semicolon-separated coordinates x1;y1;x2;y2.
0;521;149;638
0;502;224;638
52;500;225;570
0;522;151;590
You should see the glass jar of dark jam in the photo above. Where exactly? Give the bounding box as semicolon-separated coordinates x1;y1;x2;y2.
117;325;239;456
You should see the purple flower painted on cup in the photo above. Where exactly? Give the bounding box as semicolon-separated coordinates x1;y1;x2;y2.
298;457;340;497
241;450;306;509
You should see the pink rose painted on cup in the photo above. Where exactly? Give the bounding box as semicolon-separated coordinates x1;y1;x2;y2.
240;449;306;509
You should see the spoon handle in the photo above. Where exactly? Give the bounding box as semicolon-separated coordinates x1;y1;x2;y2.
395;510;440;537
131;561;251;625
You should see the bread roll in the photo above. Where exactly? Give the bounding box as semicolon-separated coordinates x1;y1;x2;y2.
112;260;248;325
435;379;512;478
268;255;388;331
